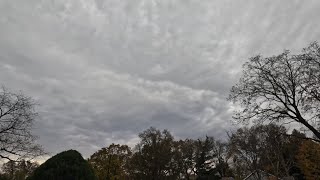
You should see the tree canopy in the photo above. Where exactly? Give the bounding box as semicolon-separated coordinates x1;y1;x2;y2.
89;144;132;180
5;126;315;180
129;127;176;179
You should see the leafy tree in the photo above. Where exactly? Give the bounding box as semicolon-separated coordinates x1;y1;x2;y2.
1;160;15;180
229;126;261;179
229;124;297;178
167;141;184;179
27;150;96;180
0;87;44;161
194;136;218;180
0;175;9;180
229;42;320;139
128;128;231;180
88;143;132;180
257;125;294;177
129;127;176;180
1;159;38;180
213;140;232;178
173;139;196;180
284;129;306;179
296;140;320;180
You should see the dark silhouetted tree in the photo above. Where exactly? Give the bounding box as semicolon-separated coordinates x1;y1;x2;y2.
173;139;196;180
129;127;176;180
1;159;38;180
213;140;232;178
229;124;306;179
229;42;320;139
0;87;44;161
194;136;218;180
27;150;96;180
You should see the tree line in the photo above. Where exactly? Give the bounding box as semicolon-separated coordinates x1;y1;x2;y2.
86;125;320;180
1;125;319;180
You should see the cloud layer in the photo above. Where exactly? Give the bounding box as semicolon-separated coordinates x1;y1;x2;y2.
0;0;320;157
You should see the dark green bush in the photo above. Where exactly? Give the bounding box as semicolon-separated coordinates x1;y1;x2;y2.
27;150;96;180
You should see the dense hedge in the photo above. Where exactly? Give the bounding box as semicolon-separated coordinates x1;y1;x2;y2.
27;150;96;180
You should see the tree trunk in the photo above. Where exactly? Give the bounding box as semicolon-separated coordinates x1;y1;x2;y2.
299;117;320;139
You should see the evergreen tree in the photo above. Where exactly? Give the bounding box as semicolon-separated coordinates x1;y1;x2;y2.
27;150;96;180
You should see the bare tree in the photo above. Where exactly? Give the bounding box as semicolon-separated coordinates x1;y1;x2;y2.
301;42;320;99
228;42;320;139
0;86;44;161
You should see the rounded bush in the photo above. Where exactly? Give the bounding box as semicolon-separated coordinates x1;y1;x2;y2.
27;150;96;180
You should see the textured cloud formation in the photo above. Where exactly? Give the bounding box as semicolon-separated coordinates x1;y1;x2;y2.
0;0;320;157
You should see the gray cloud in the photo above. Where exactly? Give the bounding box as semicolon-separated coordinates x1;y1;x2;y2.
0;0;320;158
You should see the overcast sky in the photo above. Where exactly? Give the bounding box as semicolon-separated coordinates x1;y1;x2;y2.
1;0;320;158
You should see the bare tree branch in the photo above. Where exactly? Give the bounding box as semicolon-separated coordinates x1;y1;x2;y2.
0;86;45;161
229;42;320;139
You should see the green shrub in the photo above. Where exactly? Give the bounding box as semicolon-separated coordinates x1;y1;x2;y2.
27;150;96;180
